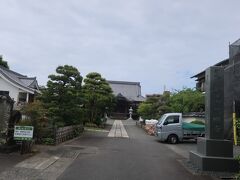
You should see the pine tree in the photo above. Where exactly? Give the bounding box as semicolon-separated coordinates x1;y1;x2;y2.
0;55;9;69
40;65;83;126
82;72;114;124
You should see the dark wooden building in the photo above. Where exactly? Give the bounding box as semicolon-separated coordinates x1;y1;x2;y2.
107;80;145;120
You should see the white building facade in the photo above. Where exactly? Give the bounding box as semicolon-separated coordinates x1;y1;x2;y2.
0;65;40;105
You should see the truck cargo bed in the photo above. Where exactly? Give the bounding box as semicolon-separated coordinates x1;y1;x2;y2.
182;122;205;132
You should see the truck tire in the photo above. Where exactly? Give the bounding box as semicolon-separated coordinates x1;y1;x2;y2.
168;134;178;144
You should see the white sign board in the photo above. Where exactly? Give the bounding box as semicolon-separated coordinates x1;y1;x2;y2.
14;126;34;141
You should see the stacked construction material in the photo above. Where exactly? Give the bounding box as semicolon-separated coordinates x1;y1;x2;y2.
144;119;158;136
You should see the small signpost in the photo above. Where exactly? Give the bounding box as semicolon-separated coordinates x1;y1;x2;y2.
14;126;34;154
14;126;34;141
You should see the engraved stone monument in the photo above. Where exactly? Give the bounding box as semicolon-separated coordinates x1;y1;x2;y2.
0;95;22;153
224;40;240;140
0;95;13;136
190;66;238;172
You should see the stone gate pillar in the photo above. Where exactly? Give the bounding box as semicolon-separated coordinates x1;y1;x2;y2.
0;95;12;133
189;66;238;172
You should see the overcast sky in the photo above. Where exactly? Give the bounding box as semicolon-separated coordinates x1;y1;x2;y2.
0;1;240;95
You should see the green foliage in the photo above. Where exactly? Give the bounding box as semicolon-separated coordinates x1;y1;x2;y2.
138;92;171;119
0;55;9;69
42;138;55;145
85;122;99;128
235;155;240;180
236;118;240;129
82;72;114;124
38;127;55;143
137;103;157;119
0;138;5;145
73;126;83;136
236;118;240;145
137;89;204;120
170;88;204;113
17;119;32;126
94;116;102;126
40;65;83;127
21;101;47;122
20;101;48;139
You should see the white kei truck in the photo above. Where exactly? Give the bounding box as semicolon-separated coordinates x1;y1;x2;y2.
155;113;205;144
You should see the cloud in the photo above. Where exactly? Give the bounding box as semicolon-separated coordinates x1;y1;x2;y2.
0;0;240;95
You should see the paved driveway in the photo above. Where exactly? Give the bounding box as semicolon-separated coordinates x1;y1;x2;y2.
164;138;240;159
1;119;232;179
58;119;213;180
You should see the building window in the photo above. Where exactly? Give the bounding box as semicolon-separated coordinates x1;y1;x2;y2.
0;91;9;96
18;92;27;102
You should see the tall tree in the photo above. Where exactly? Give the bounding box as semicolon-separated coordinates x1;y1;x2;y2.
170;88;204;113
137;92;171;119
0;55;9;69
40;65;83;126
157;91;171;115
82;72;114;124
137;89;204;119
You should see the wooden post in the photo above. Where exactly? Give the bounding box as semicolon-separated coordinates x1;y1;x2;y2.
233;100;238;145
26;93;29;103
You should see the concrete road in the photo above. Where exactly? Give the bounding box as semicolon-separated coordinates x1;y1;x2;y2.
58;120;213;180
0;152;29;173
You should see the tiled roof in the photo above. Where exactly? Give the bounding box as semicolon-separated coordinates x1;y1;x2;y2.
191;58;229;79
231;39;240;46
108;80;145;102
19;77;36;87
0;65;39;93
107;80;140;86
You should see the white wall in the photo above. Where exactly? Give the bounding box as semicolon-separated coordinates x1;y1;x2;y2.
0;76;19;102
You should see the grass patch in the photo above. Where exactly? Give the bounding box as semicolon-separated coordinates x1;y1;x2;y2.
84;127;109;133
